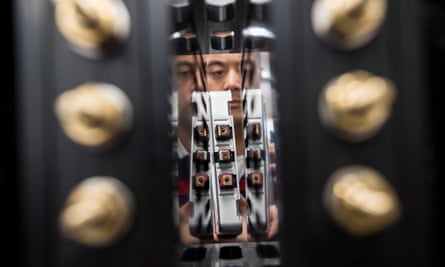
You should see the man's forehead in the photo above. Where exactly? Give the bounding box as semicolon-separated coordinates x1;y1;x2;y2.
175;54;196;63
175;53;258;64
204;53;242;62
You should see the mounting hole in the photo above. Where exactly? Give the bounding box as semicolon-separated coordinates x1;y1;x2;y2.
180;246;207;261
219;245;243;259
256;244;280;258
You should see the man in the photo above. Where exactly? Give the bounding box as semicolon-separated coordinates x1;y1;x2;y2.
172;51;279;245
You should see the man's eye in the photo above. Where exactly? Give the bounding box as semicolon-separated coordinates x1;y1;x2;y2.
209;70;224;77
207;65;226;77
176;68;193;78
177;70;191;76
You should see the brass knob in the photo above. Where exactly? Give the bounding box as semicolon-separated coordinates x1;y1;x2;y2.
54;82;133;149
53;0;130;58
318;70;396;142
323;165;401;236
311;0;387;50
59;176;135;247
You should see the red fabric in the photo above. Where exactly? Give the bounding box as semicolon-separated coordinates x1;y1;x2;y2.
239;176;245;195
177;178;189;196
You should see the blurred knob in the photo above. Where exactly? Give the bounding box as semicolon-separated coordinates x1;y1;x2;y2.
169;0;192;26
242;25;275;51
318;70;396;142
210;30;235;50
171;31;199;54
54;82;133;149
59;176;135;247
243;0;274;51
323;165;401;236
206;0;235;22
311;0;387;50
53;0;130;58
248;0;272;23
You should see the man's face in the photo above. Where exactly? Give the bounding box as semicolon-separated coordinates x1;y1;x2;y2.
174;52;261;134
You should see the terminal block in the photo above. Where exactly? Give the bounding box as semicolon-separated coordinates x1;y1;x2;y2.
244;89;270;234
189;91;242;238
209;91;242;236
189;92;214;237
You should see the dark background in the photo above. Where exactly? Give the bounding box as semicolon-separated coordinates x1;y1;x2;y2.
1;0;20;264
2;0;443;266
425;0;445;265
425;1;444;264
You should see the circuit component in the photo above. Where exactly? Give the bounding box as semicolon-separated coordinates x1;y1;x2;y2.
189;90;242;237
244;89;270;234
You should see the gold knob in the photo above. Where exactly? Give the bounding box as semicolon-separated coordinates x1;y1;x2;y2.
54;82;133;149
311;0;387;50
53;0;130;58
318;70;396;142
59;176;135;247
323;165;401;237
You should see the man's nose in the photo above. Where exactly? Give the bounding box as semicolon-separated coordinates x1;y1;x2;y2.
224;69;241;92
194;69;205;91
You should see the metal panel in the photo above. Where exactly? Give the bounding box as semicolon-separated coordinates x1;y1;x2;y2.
14;1;174;266
273;0;435;266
